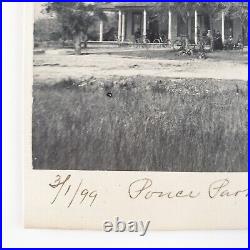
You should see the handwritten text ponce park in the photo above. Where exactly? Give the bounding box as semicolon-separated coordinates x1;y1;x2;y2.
49;175;248;208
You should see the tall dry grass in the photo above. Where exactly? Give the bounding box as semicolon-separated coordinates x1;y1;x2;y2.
32;76;248;171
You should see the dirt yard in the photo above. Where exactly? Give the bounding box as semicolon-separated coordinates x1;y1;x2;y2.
34;48;248;83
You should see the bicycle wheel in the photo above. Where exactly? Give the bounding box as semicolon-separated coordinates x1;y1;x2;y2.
173;39;183;51
153;39;161;48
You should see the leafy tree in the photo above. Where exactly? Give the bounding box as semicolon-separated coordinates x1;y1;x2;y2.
34;18;62;42
45;2;106;54
222;2;248;26
222;2;248;39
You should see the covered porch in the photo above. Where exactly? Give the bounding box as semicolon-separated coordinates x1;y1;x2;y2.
97;3;246;46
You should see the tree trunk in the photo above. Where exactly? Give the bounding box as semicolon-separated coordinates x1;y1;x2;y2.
73;32;82;55
82;33;88;49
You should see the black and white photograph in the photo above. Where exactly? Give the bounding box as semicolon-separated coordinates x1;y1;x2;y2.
2;2;248;247
33;2;248;172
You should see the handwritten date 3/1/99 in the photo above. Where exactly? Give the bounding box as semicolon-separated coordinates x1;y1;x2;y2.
49;175;98;208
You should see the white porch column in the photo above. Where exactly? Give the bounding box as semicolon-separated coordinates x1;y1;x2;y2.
221;11;225;44
194;10;198;44
168;10;172;41
121;12;126;42
143;9;147;41
118;10;122;41
99;20;103;42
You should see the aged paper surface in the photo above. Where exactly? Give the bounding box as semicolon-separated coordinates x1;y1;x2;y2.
24;3;248;230
24;171;247;230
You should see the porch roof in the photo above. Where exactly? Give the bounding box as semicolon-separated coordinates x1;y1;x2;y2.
98;2;156;11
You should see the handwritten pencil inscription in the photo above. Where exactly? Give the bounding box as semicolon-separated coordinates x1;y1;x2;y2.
49;175;98;208
128;178;248;200
48;175;247;208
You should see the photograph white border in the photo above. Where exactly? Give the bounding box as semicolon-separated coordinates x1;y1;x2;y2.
24;2;248;231
3;2;248;248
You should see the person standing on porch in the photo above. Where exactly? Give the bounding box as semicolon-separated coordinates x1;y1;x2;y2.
214;31;223;50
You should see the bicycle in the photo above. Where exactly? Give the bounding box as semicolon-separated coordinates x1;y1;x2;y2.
233;41;244;51
153;34;171;48
172;35;189;51
172;35;196;57
224;36;243;51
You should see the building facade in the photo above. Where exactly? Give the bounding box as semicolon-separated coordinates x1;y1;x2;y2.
98;3;246;45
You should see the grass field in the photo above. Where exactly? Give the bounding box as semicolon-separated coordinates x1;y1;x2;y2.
33;76;248;171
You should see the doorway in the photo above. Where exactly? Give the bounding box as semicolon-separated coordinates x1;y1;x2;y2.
148;15;159;42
